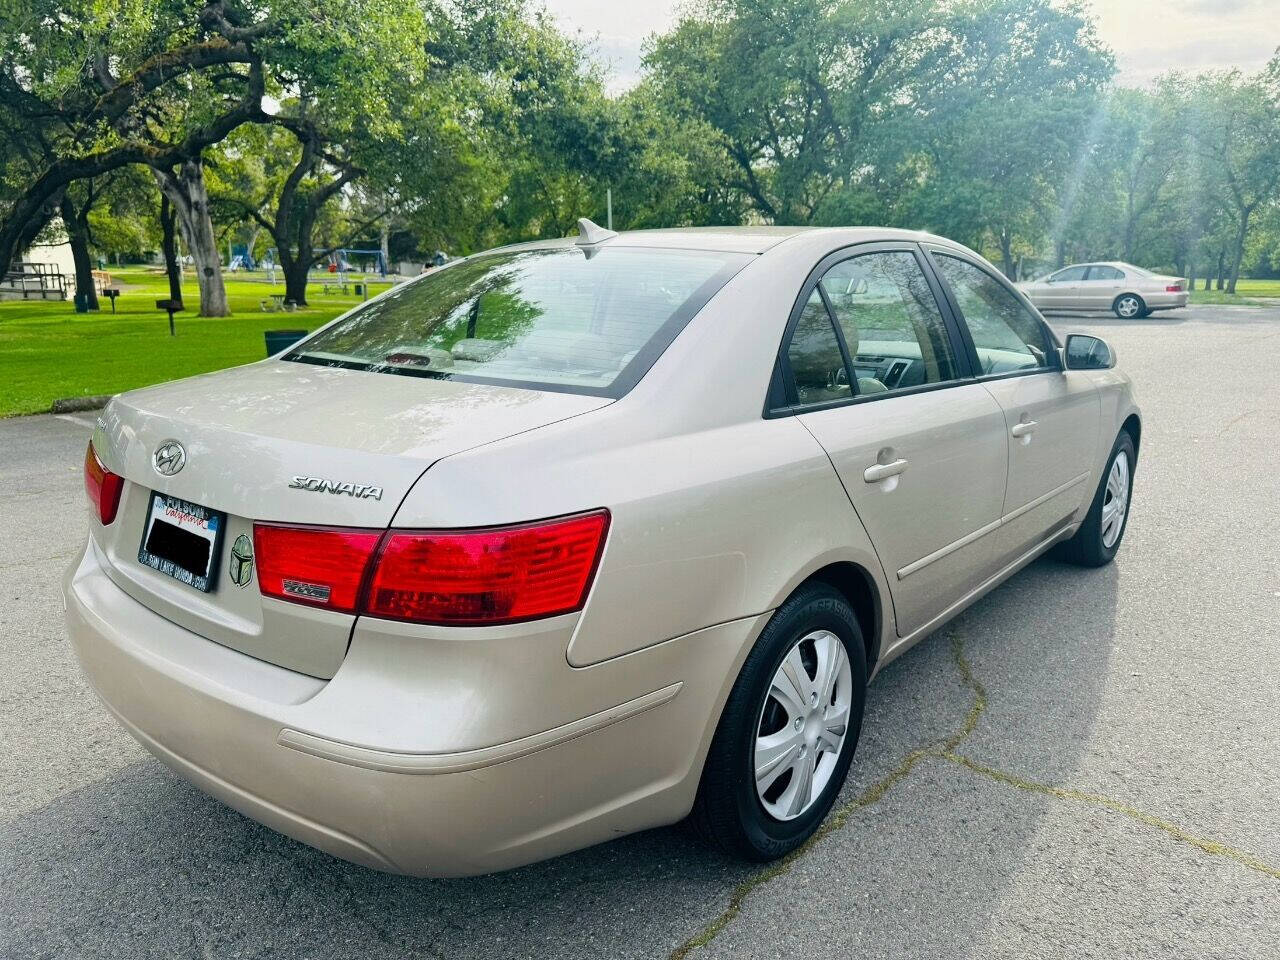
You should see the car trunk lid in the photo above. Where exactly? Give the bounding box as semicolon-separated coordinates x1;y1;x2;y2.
88;361;609;677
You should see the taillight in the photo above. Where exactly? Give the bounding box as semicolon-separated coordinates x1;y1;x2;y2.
367;511;610;625
1166;284;1183;292
253;524;382;613
250;510;610;625
84;441;123;525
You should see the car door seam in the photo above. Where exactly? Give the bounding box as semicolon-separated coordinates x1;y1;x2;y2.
896;471;1090;580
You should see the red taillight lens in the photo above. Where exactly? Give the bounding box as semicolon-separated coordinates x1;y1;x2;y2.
252;510;609;624
253;524;382;613
366;511;610;625
1166;284;1182;292
84;441;123;525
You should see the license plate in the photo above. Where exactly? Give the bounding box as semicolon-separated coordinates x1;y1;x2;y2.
138;492;226;593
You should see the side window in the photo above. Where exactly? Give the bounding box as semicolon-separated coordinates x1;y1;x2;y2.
1088;265;1122;281
786;290;851;406
819;251;961;392
1051;265;1088;282
933;254;1052;374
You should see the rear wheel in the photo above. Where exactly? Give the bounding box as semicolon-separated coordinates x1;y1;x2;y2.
1057;431;1135;566
1113;293;1145;319
690;583;867;861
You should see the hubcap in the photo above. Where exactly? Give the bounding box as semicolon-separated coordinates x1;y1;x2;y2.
1101;451;1130;548
754;629;853;821
1118;297;1139;318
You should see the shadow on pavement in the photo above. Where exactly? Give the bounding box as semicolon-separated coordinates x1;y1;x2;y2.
0;554;1119;960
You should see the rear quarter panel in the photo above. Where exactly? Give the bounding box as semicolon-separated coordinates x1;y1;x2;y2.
392;411;889;666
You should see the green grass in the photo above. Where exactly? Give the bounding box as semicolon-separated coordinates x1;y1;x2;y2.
0;267;395;417
1188;278;1280;305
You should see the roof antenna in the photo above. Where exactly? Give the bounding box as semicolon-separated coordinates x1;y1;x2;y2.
576;217;617;246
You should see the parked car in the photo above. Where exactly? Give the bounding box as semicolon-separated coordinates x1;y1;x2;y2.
1018;261;1188;318
66;223;1140;877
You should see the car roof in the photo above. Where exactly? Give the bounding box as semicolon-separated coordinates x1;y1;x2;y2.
484;226;969;257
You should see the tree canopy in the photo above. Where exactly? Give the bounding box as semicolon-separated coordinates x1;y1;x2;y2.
4;0;1279;311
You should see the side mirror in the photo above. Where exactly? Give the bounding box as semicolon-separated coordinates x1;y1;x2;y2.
1064;334;1115;370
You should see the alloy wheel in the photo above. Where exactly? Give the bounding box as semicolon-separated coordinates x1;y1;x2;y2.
1116;296;1141;318
1101;450;1130;548
753;629;853;821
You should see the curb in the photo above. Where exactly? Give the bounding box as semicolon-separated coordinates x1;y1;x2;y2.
50;395;112;415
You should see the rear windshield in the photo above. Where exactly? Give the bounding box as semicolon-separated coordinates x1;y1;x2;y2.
285;246;751;397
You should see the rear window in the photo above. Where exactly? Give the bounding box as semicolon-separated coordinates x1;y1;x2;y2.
286;246;751;397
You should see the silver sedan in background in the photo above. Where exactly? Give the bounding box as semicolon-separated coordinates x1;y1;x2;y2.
1018;261;1188;319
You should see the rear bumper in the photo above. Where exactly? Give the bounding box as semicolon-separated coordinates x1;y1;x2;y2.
1144;291;1188;309
63;539;761;876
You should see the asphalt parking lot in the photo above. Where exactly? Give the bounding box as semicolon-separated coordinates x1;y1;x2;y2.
2;302;1278;958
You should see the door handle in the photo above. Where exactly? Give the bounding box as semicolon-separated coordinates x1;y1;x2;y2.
1010;419;1038;438
863;458;909;483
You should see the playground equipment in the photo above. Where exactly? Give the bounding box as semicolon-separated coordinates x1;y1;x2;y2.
333;248;387;277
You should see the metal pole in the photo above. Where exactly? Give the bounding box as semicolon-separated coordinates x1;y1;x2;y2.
606;188;613;231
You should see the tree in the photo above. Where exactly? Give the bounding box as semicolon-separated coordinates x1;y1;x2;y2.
896;1;1113;277
645;0;932;225
0;0;273;272
57;178;101;308
0;0;429;298
641;0;1113;275
152;160;230;315
1187;56;1280;293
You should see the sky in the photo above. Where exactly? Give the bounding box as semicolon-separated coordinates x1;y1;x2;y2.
542;0;1280;93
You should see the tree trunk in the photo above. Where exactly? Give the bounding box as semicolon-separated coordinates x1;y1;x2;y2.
1227;209;1251;295
159;195;184;305
1123;197;1136;264
1216;250;1225;291
152;160;230;316
379;222;391;274
282;257;310;306
246;224;263;266
59;194;99;311
1187;262;1196;292
66;229;99;311
998;229;1016;280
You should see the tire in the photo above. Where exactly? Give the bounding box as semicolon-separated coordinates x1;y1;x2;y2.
690;582;868;861
1113;293;1145;319
1057;431;1136;566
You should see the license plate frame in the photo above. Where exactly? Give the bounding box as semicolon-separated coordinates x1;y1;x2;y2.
137;491;227;593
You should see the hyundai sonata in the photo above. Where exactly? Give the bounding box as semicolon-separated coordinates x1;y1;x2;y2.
65;223;1139;876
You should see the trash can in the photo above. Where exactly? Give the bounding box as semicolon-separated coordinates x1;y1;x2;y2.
264;329;307;356
353;283;364;297
73;293;90;313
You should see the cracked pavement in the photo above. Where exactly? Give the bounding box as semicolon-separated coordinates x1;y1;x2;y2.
2;303;1278;958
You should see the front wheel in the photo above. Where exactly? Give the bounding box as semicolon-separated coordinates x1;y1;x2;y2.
1057;431;1136;566
690;583;868;861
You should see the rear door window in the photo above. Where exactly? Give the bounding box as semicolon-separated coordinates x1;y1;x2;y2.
818;252;961;393
786;290;852;405
287;246;750;397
